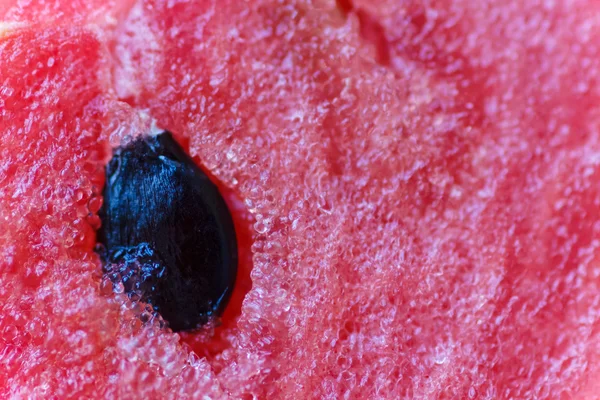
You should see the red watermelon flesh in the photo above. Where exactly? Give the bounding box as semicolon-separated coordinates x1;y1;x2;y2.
0;0;134;26
2;0;600;399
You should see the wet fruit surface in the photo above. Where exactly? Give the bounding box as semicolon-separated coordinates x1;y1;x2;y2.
98;131;238;332
2;0;600;399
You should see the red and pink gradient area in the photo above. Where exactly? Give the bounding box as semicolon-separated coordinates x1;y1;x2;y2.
2;0;600;398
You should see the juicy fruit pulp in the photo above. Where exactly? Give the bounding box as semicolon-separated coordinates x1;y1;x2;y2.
98;131;238;332
2;0;600;399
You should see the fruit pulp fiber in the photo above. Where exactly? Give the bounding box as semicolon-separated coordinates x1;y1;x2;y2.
2;0;600;398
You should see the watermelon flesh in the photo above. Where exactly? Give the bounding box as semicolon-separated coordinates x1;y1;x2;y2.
2;0;600;398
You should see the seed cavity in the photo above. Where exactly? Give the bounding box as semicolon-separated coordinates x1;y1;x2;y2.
97;131;238;332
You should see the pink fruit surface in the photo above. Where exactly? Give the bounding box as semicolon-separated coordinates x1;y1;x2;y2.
0;0;133;25
1;0;600;399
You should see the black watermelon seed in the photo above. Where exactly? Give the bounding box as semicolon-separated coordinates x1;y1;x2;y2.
97;131;238;332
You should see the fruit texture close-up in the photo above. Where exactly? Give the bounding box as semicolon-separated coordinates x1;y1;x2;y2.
2;0;600;399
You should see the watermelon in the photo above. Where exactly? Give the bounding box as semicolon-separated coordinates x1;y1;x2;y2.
2;0;600;398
